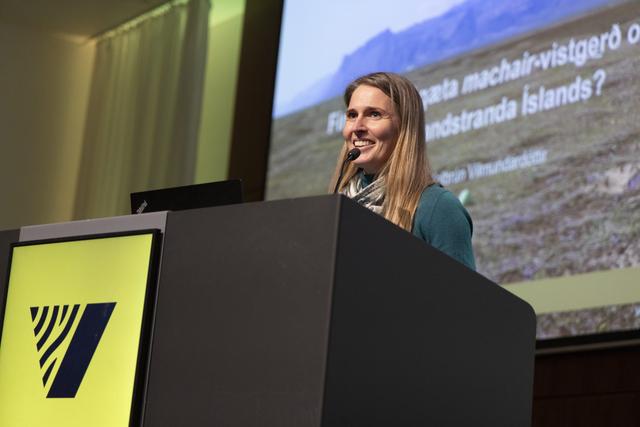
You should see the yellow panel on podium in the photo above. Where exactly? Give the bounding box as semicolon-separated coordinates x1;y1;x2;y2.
0;231;159;427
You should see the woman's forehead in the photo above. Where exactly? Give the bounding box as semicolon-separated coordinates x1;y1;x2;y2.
348;85;394;110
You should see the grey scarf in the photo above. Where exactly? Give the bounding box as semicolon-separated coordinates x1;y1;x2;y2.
341;172;385;214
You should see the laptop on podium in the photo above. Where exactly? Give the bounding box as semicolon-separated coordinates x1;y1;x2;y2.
130;180;243;214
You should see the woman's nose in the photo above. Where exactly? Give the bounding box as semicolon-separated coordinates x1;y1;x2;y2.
352;115;367;132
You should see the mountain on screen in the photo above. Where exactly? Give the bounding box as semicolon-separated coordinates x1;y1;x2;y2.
275;0;615;117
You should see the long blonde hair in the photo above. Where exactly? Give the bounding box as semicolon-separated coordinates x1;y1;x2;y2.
329;72;434;231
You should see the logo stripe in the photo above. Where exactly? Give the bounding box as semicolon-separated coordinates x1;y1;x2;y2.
59;305;69;325
42;358;57;387
33;306;49;336
39;304;80;368
47;303;116;398
36;306;59;351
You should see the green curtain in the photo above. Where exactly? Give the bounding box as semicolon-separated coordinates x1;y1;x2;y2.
74;0;211;220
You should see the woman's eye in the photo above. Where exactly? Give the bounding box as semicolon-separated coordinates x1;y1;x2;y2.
346;111;357;120
369;111;382;118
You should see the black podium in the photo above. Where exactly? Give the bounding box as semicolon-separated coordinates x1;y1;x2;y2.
0;195;536;426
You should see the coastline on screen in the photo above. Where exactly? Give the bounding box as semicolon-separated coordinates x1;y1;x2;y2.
267;0;640;343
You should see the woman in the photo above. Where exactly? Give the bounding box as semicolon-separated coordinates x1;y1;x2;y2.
330;72;476;270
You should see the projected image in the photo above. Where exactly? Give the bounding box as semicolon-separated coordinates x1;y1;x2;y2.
267;0;640;341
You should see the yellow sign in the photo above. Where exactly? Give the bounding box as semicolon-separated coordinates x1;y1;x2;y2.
0;232;156;427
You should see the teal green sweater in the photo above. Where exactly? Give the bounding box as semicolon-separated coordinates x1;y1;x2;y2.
360;174;476;270
412;184;476;270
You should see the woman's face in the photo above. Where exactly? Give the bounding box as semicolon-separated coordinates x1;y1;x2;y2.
342;85;399;174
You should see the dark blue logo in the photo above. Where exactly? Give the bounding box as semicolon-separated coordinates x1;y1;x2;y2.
30;303;116;398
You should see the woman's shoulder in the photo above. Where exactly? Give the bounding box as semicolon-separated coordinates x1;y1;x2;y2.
419;183;449;201
416;184;467;222
414;184;473;239
413;184;476;269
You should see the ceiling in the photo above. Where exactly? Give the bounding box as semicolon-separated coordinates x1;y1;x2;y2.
0;0;172;39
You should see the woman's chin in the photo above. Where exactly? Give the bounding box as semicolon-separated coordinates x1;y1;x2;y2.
351;158;368;169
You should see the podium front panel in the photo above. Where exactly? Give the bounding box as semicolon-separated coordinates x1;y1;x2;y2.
144;198;341;427
322;199;536;426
